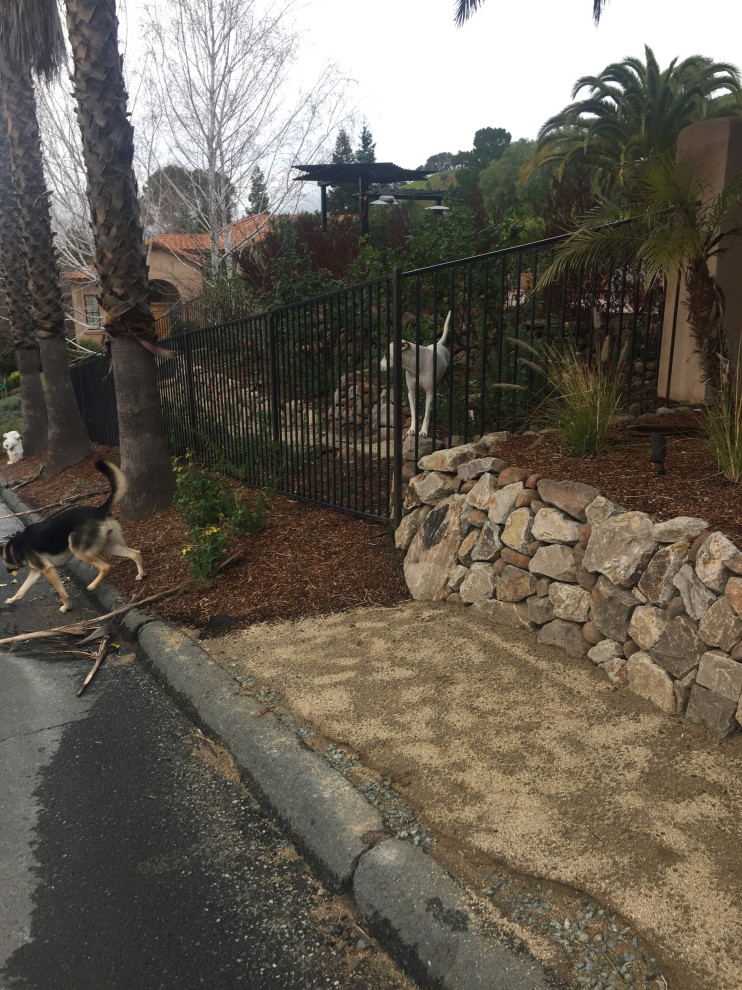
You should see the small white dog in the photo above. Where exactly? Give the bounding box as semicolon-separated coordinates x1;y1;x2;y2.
380;312;451;437
3;431;23;464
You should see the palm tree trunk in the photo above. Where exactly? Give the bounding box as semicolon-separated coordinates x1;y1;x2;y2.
0;63;90;474
64;0;174;521
685;260;726;394
0;90;47;456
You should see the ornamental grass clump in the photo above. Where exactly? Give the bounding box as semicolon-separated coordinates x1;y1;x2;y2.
174;455;270;578
699;375;742;484
499;335;627;457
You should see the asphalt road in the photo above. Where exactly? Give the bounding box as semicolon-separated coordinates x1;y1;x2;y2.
0;551;411;990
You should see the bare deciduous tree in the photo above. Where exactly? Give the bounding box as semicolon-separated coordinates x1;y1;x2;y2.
141;0;354;273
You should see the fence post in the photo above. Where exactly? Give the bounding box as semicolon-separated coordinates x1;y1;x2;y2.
180;333;199;451
392;266;404;528
267;310;282;483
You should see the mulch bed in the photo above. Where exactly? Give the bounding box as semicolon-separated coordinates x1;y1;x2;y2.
1;415;739;634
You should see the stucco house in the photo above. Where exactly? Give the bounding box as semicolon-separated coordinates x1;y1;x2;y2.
63;214;271;342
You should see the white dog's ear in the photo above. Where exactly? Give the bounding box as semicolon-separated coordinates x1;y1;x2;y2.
401;340;411;351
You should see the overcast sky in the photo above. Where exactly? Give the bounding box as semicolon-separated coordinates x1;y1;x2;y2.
118;0;741;179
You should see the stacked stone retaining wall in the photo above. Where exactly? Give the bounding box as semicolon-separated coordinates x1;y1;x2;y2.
396;434;742;740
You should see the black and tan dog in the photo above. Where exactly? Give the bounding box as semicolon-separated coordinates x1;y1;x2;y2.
1;460;146;613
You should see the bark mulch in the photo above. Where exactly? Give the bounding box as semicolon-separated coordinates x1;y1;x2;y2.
1;416;738;634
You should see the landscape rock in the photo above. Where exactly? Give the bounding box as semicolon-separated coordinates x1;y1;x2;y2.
529;544;577;582
470;521;503;562
725;575;742;616
404;497;464;602
698;596;742;653
627;652;677;714
587;639;623;665
581;620;604;645
411;471;455;506
590;575;637;642
515;488;539;508
685;684;739;739
583;512;656;587
674;669;697;713
473;432;511;455
673;563;717;620
418;443;478;473
628;606;667;651
536;619;589;658
500;547;532;569
585;495;625;528
447;564;469;592
459;562;497;604
489;482;524;524
531;507;582;544
457;530;479;566
652;615;705;679
695;531;739;593
501;507;534;554
602;656;629;686
549;582;591;623
457;456;507;482
394;507;424;551
652;516;709;543
497;466;531;487
526;595;555;625
536;479;600;522
637;539;692;605
465;472;499;511
696;651;742;702
472;598;533;629
497;564;537;602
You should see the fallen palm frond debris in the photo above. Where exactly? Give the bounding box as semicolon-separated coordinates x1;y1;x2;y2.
77;629;111;697
0;487;108;522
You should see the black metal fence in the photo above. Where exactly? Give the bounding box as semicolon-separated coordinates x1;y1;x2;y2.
71;234;679;523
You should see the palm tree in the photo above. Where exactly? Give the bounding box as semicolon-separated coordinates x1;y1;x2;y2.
0;90;47;456
0;0;91;474
531;47;741;188
455;0;608;27
63;0;175;520
538;155;742;394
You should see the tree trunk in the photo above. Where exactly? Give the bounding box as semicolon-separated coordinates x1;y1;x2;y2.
0;89;47;455
109;338;173;521
685;259;726;394
0;63;90;474
16;346;47;456
64;0;174;517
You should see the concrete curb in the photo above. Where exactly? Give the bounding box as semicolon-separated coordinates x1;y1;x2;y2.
0;477;558;989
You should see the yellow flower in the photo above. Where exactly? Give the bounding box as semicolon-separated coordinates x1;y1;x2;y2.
182;546;191;556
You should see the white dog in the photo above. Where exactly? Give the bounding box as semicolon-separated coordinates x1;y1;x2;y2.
380;311;451;437
3;431;23;464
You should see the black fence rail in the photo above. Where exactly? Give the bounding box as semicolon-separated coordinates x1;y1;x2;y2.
72;233;679;523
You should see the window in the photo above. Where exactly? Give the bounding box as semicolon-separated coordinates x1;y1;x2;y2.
84;294;101;329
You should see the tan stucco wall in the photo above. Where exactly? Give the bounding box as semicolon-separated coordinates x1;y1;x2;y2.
67;246;206;340
658;117;742;403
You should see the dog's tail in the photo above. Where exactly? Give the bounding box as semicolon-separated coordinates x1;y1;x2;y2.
95;460;126;515
438;311;452;347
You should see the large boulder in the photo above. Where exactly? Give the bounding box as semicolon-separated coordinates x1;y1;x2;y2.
404;496;464;601
637;539;692;605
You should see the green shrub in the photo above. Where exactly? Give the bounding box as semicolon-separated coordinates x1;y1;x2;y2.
0;392;23;437
174;455;270;578
6;371;19;391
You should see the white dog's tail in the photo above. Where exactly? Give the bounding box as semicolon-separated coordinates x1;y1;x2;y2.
438;311;452;347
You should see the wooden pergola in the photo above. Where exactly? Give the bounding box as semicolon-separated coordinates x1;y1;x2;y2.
293;162;444;234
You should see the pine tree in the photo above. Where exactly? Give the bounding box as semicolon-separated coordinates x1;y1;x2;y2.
248;166;271;214
331;128;354;164
354;124;376;164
